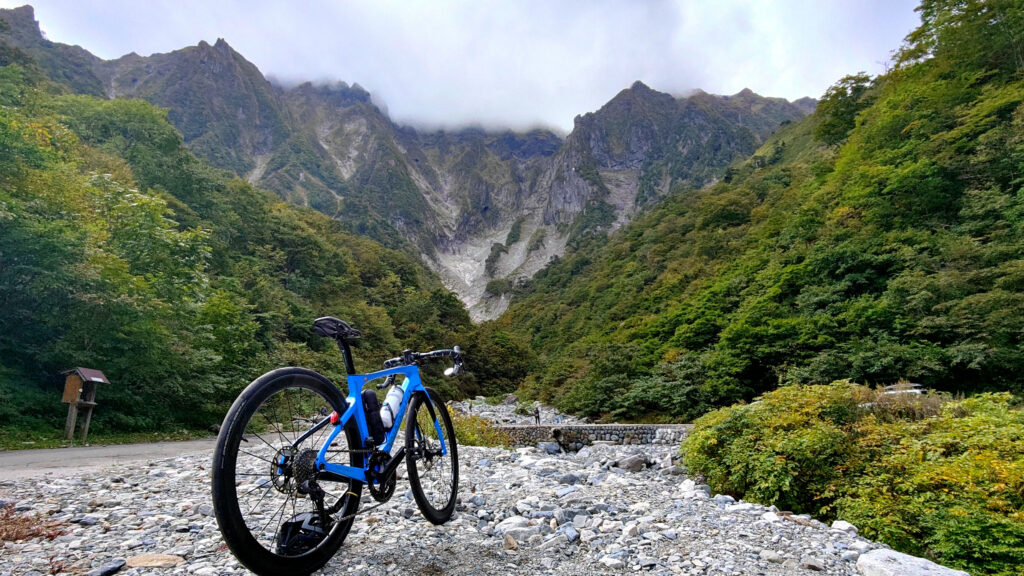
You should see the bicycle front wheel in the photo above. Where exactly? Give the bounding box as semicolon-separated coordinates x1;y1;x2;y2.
404;388;459;524
211;368;363;576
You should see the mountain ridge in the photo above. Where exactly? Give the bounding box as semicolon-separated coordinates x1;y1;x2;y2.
0;4;814;320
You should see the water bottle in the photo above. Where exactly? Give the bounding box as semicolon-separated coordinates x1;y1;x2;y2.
380;385;403;429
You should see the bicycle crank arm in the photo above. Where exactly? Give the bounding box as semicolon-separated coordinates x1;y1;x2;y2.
381;447;406;480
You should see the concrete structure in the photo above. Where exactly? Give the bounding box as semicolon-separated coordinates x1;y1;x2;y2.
495;424;692;451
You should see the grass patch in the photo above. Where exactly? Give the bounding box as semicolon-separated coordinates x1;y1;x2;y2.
0;427;209;451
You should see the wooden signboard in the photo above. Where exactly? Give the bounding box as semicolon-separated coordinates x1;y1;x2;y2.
62;373;84;403
61;368;109;443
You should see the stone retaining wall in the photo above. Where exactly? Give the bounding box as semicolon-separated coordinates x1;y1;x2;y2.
495;424;692;451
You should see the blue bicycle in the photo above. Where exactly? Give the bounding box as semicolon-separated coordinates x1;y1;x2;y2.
211;317;462;576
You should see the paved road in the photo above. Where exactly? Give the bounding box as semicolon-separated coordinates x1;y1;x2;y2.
0;438;217;481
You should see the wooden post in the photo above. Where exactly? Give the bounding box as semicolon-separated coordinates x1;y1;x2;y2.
78;381;97;443
64;402;79;442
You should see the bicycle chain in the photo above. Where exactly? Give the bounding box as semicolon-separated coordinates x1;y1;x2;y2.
333;499;388;523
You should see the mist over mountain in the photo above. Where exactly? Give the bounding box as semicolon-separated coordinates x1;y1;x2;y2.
0;4;812;319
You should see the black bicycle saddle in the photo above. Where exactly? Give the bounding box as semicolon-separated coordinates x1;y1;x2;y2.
312;317;362;340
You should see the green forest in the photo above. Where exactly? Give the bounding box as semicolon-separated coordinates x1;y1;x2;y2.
2;0;1024;434
493;0;1024;422
0;61;473;445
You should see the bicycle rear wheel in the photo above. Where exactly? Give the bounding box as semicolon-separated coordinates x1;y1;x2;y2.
404;388;459;524
212;368;363;576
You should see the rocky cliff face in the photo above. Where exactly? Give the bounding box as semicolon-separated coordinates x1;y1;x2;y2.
1;6;813;320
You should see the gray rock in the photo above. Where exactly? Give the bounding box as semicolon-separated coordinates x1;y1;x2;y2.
616;454;645;472
561;525;580;543
857;549;970;576
537;442;561;455
832;519;858;535
759;549;783;563
83;559;126;576
800;556;825;571
599;556;625;569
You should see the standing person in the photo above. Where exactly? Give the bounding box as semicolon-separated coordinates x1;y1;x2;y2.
534;406;540;425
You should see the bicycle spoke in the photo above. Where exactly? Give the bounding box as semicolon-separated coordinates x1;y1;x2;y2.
285;389;298;443
241;446;276;460
245;485;275;517
270;400;287;446
249;430;279;452
261;495;290;541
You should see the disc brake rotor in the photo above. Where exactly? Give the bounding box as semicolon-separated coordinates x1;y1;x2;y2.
270;446;296;494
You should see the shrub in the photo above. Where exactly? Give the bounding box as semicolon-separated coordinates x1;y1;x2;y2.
0;504;65;542
485;278;513;296
682;382;1024;576
449;408;510;447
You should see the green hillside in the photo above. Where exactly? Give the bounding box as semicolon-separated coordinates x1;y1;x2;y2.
0;64;469;444
495;0;1024;421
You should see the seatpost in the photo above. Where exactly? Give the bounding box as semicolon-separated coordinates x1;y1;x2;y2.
336;338;356;375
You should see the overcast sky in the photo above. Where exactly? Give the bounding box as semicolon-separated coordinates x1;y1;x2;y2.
3;0;921;132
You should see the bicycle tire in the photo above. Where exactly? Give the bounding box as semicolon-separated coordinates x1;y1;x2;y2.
404;387;459;524
211;368;363;576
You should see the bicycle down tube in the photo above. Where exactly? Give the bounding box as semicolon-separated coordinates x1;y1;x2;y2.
312;364;447;483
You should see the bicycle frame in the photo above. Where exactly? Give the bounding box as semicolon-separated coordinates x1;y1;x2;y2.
305;365;447;484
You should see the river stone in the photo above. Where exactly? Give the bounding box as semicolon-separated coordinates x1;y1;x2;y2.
125;554;185;568
83;559;125;576
832;520;858;535
616;454;645;472
801;556;825;571
759;549;783;563
537;442;561;455
856;549;970;576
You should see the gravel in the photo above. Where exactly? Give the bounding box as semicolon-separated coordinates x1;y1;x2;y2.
0;441;895;576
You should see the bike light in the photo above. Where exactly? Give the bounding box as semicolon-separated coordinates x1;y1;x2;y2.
329;411;340;425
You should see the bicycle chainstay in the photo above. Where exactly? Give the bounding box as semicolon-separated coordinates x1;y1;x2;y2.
312;446;398;523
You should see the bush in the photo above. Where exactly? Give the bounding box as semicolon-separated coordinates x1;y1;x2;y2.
449;408;511;447
485;278;513;296
682;382;1024;576
0;504;65;542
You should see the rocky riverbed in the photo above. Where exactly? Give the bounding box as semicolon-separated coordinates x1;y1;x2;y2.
1;440;964;576
450;395;586;426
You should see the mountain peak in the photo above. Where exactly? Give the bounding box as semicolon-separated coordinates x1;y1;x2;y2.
630;80;652;92
0;5;41;37
2;4;34;21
